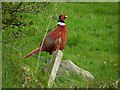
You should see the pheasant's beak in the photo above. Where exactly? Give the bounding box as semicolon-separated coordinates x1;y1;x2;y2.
65;15;68;18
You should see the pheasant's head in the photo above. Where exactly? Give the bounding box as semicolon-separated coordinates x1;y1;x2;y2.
58;14;67;22
57;14;67;26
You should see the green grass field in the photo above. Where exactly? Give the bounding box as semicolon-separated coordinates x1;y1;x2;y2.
2;2;118;88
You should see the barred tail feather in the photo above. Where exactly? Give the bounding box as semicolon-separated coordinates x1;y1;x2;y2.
24;47;41;58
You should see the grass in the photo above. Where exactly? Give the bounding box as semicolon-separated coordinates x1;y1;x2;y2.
2;2;118;88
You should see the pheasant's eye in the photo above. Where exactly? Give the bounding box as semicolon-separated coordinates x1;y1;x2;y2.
58;15;67;20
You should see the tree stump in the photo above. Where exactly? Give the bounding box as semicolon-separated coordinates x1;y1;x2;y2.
45;50;63;87
45;50;94;88
57;60;94;80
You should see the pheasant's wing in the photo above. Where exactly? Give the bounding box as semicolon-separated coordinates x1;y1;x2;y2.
48;28;64;50
48;28;62;41
39;35;54;53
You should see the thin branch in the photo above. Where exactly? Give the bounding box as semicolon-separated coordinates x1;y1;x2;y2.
35;1;58;73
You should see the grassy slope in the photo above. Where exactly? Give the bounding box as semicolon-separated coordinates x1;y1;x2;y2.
2;2;118;88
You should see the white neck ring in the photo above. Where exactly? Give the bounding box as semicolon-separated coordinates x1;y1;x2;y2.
58;22;65;26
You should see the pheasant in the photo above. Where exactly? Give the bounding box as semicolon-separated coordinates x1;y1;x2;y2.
24;14;67;58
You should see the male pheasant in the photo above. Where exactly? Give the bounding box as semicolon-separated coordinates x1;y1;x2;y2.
24;14;67;58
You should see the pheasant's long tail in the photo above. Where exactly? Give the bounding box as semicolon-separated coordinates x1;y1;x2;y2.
24;47;41;58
